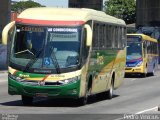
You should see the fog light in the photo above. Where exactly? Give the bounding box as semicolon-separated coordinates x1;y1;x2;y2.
9;86;18;92
68;89;78;94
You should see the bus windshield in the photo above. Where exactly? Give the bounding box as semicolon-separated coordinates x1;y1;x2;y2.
10;24;82;72
127;39;142;61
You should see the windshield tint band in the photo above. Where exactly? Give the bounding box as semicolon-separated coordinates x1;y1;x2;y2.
16;18;85;26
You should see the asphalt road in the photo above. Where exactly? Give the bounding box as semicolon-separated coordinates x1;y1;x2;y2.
0;70;160;119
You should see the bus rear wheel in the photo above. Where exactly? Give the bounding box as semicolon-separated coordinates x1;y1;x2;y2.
21;95;33;105
106;78;114;99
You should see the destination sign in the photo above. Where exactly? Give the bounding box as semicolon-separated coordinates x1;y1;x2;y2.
49;33;78;42
127;36;141;42
19;26;44;32
48;28;78;32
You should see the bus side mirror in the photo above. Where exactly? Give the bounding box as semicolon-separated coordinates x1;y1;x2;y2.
2;21;15;45
84;24;92;47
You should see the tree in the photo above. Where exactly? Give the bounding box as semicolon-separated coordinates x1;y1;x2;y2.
11;0;45;13
105;0;136;24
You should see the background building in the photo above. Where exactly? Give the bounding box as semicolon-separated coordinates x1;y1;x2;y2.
136;0;160;28
0;0;11;42
136;0;160;63
0;0;11;69
69;0;105;11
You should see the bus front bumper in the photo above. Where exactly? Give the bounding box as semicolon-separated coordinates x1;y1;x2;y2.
8;77;80;99
125;67;144;74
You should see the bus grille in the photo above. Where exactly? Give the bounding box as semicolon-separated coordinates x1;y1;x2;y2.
20;80;63;86
9;73;64;86
20;80;64;86
125;68;132;70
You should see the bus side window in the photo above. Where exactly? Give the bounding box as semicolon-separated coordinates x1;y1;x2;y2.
82;28;89;61
147;41;150;54
92;23;98;50
8;26;15;44
122;27;126;48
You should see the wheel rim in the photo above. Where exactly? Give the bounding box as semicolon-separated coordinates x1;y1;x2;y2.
110;83;113;97
152;69;155;74
152;65;155;75
145;68;147;74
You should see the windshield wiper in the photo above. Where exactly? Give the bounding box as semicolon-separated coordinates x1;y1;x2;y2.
49;46;61;74
23;48;44;72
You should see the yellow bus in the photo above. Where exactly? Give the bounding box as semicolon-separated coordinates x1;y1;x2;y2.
2;8;126;105
125;34;159;77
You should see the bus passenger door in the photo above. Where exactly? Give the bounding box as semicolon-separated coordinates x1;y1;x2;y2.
143;41;148;72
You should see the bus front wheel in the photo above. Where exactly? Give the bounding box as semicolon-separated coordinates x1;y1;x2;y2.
77;87;90;106
140;73;146;78
141;66;147;78
21;95;33;105
150;64;155;76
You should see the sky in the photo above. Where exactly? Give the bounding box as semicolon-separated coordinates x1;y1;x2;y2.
14;0;68;7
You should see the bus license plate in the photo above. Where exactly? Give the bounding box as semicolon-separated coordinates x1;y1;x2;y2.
35;93;48;97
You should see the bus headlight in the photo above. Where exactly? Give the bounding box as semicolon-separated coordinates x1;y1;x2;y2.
58;76;80;84
8;73;24;82
136;61;142;67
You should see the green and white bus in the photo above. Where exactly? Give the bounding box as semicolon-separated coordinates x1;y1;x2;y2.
2;8;126;105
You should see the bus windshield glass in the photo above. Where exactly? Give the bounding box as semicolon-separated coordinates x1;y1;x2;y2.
10;24;82;72
127;37;142;61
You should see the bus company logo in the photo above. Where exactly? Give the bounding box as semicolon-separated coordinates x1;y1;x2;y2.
97;56;104;65
38;81;45;86
19;74;30;78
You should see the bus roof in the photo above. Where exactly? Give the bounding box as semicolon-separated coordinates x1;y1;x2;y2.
127;34;158;43
16;7;126;26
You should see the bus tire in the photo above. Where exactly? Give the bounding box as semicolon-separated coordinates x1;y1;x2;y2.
77;87;90;106
140;73;146;78
141;66;147;77
106;77;114;99
150;64;155;76
77;96;87;106
21;95;33;105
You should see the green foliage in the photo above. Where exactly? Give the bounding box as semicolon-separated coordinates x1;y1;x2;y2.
11;0;45;12
105;0;136;24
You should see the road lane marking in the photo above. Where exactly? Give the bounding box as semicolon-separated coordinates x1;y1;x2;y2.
131;79;136;81
0;74;7;76
136;106;158;114
114;106;158;120
0;79;7;83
